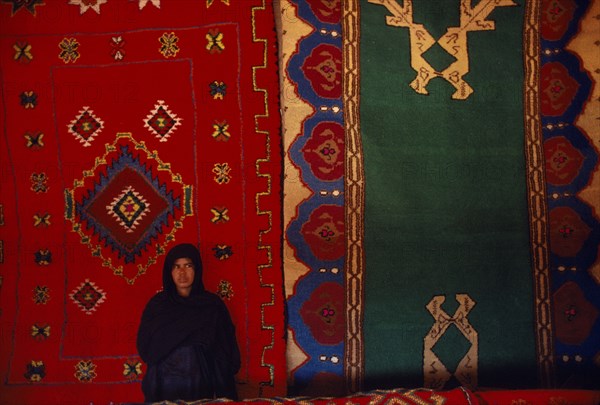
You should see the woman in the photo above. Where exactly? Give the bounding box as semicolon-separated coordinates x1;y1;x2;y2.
137;243;240;402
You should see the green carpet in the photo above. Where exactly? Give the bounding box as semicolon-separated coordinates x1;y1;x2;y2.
360;0;537;390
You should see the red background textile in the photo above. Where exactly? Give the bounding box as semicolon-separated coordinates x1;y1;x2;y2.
186;388;600;405
0;1;285;404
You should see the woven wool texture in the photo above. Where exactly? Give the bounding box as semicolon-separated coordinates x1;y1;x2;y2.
281;0;600;394
0;1;285;404
1;0;600;403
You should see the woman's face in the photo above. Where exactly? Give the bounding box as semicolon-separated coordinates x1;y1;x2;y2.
171;257;195;297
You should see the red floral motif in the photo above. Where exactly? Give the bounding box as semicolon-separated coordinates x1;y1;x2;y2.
549;206;591;257
302;44;342;99
553;281;599;345
541;0;576;41
302;122;344;181
301;205;344;261
544;136;584;186
306;0;341;24
300;282;345;345
540;62;579;117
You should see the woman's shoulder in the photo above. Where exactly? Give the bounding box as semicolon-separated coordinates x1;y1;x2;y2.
148;290;168;301
142;291;169;309
191;291;230;314
198;291;226;306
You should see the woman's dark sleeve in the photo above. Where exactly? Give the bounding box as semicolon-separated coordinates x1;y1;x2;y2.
137;297;165;364
223;303;241;374
212;303;241;399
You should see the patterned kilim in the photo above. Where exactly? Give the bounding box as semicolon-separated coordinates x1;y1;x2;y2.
279;0;599;396
343;0;599;393
278;0;347;397
0;1;285;404
152;387;600;405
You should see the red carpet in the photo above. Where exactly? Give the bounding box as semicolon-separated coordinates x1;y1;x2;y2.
0;1;285;403
176;388;600;405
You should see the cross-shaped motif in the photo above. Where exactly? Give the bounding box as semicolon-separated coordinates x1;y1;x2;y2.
369;0;517;99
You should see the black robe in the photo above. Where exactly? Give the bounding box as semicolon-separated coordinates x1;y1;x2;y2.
137;243;241;402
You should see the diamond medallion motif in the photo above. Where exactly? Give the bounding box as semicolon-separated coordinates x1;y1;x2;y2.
144;100;181;142
65;133;193;283
70;279;106;315
107;186;150;233
68;106;104;147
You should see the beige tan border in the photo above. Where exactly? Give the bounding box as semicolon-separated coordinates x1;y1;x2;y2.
523;0;555;387
343;0;365;394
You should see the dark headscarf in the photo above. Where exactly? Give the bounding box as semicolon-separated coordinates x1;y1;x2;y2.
137;243;240;373
162;242;205;297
